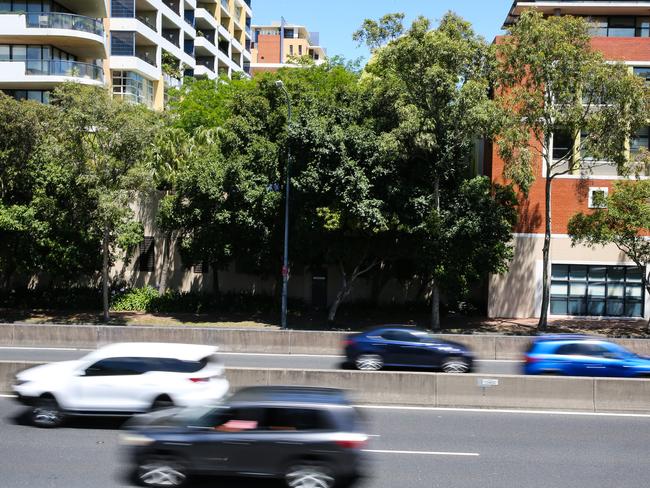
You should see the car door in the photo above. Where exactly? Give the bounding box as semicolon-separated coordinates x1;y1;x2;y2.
75;357;149;411
193;406;267;474
581;343;628;377
380;330;432;367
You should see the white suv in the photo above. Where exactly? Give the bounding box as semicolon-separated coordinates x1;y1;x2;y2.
12;342;229;427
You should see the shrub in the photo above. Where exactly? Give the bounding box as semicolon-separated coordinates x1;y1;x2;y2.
110;286;159;312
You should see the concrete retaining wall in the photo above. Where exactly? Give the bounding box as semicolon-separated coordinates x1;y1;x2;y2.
2;361;649;413
1;323;649;360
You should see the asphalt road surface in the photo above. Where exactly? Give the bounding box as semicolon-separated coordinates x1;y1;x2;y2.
0;397;649;488
0;347;522;375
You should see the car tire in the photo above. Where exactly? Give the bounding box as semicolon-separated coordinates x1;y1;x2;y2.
441;357;470;374
354;354;384;371
150;396;175;411
137;456;187;487
285;462;336;488
31;395;65;428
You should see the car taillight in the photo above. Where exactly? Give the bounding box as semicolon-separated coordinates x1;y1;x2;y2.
334;435;368;449
525;356;538;364
189;377;210;383
343;337;355;347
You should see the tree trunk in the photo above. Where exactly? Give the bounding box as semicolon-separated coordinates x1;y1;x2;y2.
328;259;378;322
212;265;220;297
430;174;441;330
430;278;441;331
158;232;175;294
102;225;110;323
538;165;553;331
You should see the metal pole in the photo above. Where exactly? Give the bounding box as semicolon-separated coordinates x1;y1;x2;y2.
277;81;291;329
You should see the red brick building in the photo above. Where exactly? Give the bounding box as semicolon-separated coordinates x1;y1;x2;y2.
487;1;650;321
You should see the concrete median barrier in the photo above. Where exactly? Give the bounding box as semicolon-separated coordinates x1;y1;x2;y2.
436;373;595;411
4;323;650;361
1;359;650;413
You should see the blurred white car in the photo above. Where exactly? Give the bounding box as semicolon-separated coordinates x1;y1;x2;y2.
12;342;229;427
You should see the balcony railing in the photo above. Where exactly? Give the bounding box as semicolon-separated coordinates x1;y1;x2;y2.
25;59;104;82
23;12;104;36
137;15;156;31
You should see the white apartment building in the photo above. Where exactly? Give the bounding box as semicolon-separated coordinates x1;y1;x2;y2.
0;0;252;109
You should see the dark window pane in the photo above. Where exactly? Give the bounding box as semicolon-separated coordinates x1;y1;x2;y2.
27;45;41;60
0;2;11;12
138;236;155;272
568;299;586;315
587;300;605;316
631;127;649;154
634;67;650;83
0;45;9;61
553;131;573;160
12;45;26;61
636;17;650;37
111;31;135;56
550;299;568;315
608;17;635;37
626;302;643;317
551;264;568;280
607;300;624;316
111;0;135;17
587;16;608;36
84;358;147;376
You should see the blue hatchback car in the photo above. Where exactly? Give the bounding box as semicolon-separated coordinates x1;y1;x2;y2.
524;335;650;378
343;326;474;373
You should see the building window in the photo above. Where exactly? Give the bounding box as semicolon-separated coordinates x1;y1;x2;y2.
112;70;154;107
138;236;155;272
588;187;608;208
298;44;302;55
289;44;293;56
552;129;573;162
586;16;650;38
193;261;209;274
111;31;135;56
111;0;134;17
2;89;50;103
631;126;649;155
550;264;645;318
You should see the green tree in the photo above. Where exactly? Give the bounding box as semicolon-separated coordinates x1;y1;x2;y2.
0;93;101;289
495;11;649;329
51;84;162;322
568;180;650;327
356;12;499;329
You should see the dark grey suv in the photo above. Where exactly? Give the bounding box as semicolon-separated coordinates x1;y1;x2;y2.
121;386;368;488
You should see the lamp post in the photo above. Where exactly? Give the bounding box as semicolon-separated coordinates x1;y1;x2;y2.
276;80;291;330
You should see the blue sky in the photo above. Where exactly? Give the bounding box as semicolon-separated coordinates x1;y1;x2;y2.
251;0;514;63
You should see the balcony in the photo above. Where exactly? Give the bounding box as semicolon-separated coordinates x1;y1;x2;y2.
24;12;104;36
25;59;103;82
0;12;106;58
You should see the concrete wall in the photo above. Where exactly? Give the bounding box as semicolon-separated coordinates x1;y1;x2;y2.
4;323;650;360
3;361;649;413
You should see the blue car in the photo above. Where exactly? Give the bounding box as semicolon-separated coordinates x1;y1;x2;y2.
524;335;650;378
343;326;474;373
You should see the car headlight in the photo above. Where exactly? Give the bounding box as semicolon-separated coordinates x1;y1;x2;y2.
119;434;155;446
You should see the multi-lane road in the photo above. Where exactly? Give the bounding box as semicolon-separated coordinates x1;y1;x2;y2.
1;396;649;488
0;346;522;375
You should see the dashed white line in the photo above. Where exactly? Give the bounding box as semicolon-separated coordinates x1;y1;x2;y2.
363;449;479;456
356;405;650;418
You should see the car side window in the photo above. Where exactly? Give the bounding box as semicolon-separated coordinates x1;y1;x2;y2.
84;357;149;376
583;344;611;358
556;344;580;356
381;331;419;343
265;408;332;431
213;407;265;432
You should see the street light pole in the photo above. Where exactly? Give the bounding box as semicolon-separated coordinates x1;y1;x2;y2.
276;80;291;330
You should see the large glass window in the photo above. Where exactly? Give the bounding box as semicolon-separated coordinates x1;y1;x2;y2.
112;70;154;108
111;0;134;17
551;264;645;318
585;16;650;37
552;130;574;161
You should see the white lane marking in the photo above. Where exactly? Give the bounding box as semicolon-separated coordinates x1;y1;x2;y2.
0;394;17;398
356;405;650;418
476;360;522;363
368;434;381;438
219;352;343;358
363;449;479;457
0;346;92;351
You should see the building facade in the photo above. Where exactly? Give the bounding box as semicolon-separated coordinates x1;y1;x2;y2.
488;0;650;321
0;0;252;109
250;19;326;74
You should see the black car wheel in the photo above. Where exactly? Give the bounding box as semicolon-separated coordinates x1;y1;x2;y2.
137;457;187;487
286;463;335;488
150;396;175;411
354;354;384;371
441;357;470;373
31;395;65;428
